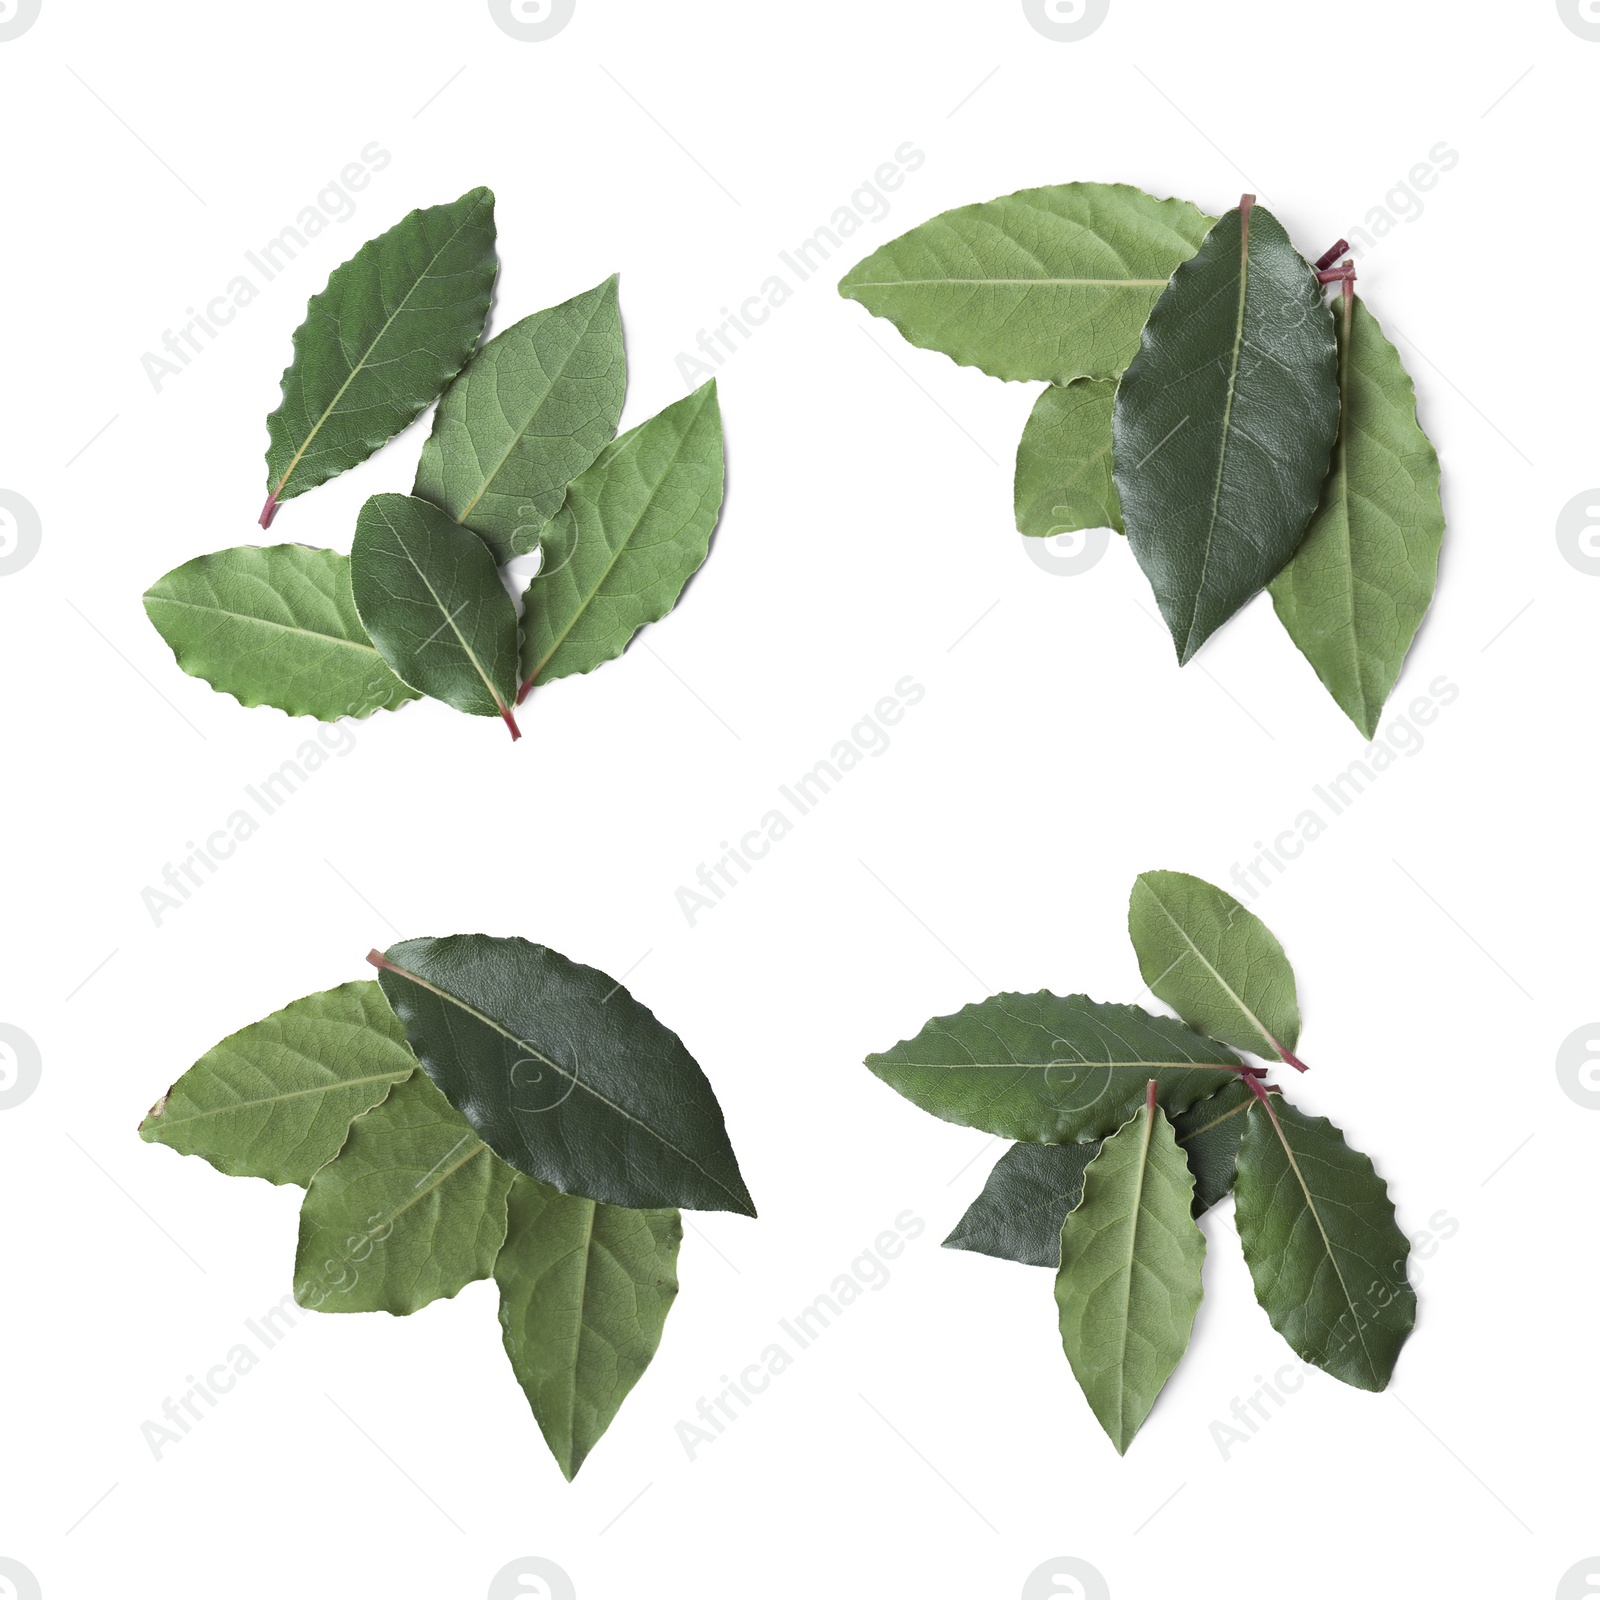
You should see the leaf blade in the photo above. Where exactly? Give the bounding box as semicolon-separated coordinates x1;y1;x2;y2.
1015;379;1123;539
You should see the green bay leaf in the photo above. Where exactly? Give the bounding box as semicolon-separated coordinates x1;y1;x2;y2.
349;493;521;733
294;1070;513;1316
865;993;1239;1144
1113;200;1339;662
519;381;723;694
373;935;755;1216
1128;870;1302;1064
414;275;627;565
1015;378;1123;539
495;1174;681;1480
263;188;497;521
1234;1099;1414;1390
1268;292;1445;738
1055;1094;1205;1453
138;981;416;1186
839;182;1215;383
143;545;419;721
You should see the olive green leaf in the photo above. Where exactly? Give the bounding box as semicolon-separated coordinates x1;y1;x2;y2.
294;1070;513;1316
1055;1092;1205;1453
414;275;627;565
944;1078;1255;1267
1234;1099;1414;1390
1268;291;1445;738
519;381;723;695
495;1174;681;1479
138;981;417;1186
839;182;1215;383
262;187;497;523
143;545;419;721
1113;199;1339;663
865;993;1240;1144
1128;870;1303;1065
349;493;521;734
1015;379;1123;539
372;935;756;1216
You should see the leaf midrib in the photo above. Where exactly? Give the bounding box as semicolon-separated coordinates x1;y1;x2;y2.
156;1070;407;1124
849;277;1171;289
146;595;384;656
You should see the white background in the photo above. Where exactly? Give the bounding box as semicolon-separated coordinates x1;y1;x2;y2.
2;1;1595;1596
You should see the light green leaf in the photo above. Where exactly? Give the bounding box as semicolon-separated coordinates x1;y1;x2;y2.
263;188;497;521
839;182;1215;383
1015;379;1123;539
1114;200;1339;662
1055;1093;1205;1453
1128;870;1302;1064
945;1078;1255;1268
294;1071;513;1316
139;981;417;1186
1234;1099;1414;1390
373;935;755;1216
143;545;419;721
519;382;723;693
414;275;627;565
865;993;1240;1144
1268;292;1445;738
350;493;521;733
495;1174;681;1479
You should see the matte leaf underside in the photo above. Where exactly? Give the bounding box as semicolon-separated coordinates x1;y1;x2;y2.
1113;201;1339;663
374;934;755;1215
1055;1097;1205;1453
1015;378;1123;538
263;187;497;518
839;182;1215;383
865;992;1240;1144
143;545;419;721
1268;292;1445;738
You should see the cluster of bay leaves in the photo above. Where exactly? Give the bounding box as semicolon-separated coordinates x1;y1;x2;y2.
865;870;1415;1453
840;183;1446;738
140;934;755;1479
145;187;724;742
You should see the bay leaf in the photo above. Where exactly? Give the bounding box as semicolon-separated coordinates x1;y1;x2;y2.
1055;1092;1205;1453
414;275;627;565
143;545;419;721
1268;291;1445;738
139;981;416;1186
1128;870;1303;1065
1113;199;1339;662
349;493;521;735
1233;1098;1414;1390
495;1174;681;1479
293;1069;513;1316
262;187;497;522
839;182;1214;383
372;935;756;1216
519;381;723;696
1014;378;1123;539
865;993;1240;1144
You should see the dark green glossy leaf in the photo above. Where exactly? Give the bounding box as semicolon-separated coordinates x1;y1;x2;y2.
1055;1095;1205;1453
865;993;1239;1144
373;935;755;1215
520;382;723;693
143;545;419;721
944;1078;1254;1267
1234;1099;1414;1390
294;1070;513;1316
349;493;521;732
1269;292;1445;738
262;188;497;521
496;1174;681;1479
839;183;1214;383
414;276;627;565
138;981;416;1186
1128;870;1302;1063
1015;379;1123;539
1113;200;1339;662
